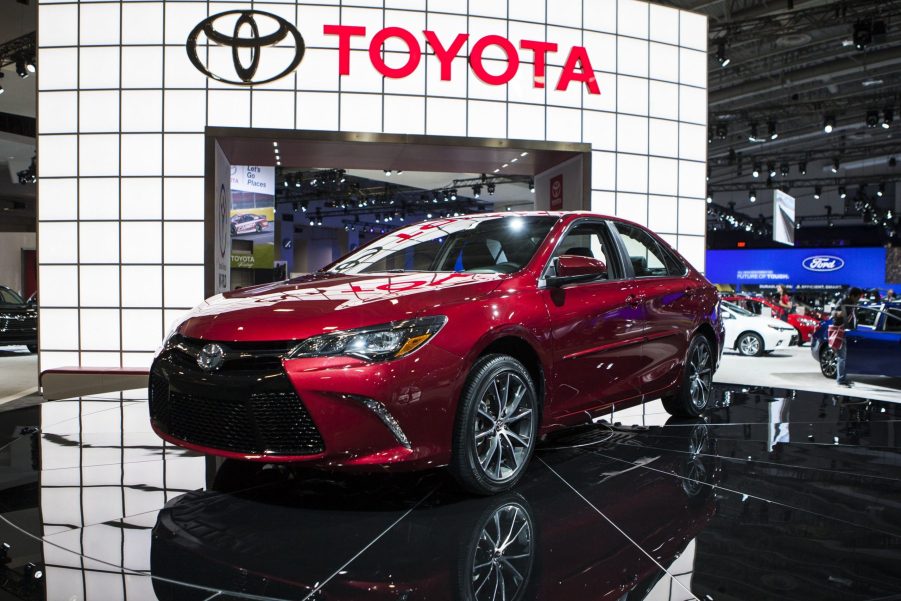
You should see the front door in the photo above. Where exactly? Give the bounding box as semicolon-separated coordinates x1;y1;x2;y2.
541;220;645;419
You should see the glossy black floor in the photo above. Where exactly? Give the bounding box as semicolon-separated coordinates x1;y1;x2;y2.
1;384;900;601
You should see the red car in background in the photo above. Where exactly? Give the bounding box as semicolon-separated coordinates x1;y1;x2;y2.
150;212;724;495
721;294;822;344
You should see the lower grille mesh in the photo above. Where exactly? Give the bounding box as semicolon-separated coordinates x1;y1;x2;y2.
149;374;324;456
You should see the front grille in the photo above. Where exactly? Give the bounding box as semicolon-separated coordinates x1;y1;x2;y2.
149;345;325;456
167;334;290;372
0;316;35;334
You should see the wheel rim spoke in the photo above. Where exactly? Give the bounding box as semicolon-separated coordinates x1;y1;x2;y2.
505;408;532;425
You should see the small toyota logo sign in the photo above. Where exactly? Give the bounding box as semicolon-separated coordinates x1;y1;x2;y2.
197;343;226;371
802;255;845;272
186;10;306;86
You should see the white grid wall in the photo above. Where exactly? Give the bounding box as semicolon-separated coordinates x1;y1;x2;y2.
36;0;708;367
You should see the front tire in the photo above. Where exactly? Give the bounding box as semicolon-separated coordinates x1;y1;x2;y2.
663;336;714;418
737;332;764;357
819;345;837;378
450;354;538;496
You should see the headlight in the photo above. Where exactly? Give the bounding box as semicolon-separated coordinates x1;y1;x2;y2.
289;316;447;362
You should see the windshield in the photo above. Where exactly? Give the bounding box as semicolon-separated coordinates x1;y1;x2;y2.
722;300;754;317
326;216;559;275
0;288;24;305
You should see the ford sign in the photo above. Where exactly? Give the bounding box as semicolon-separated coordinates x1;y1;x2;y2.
802;255;845;272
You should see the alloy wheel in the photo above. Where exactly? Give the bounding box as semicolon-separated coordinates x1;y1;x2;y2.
820;347;837;378
474;372;535;483
470;502;533;601
687;341;713;410
681;424;710;497
739;335;760;356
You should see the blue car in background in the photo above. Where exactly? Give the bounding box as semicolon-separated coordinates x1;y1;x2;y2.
811;301;901;379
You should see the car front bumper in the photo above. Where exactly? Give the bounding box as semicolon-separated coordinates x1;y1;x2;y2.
149;341;467;471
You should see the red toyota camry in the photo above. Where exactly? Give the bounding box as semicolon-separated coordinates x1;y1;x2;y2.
150;212;723;494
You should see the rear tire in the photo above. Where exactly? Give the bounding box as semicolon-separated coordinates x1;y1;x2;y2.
662;336;714;418
737;332;764;357
450;354;539;496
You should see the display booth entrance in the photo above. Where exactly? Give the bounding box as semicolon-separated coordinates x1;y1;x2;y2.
204;128;590;296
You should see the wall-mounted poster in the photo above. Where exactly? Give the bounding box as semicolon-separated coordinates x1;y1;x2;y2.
550;174;564;211
230;166;276;277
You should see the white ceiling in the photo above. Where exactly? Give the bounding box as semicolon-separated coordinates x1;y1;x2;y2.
347;169;535;208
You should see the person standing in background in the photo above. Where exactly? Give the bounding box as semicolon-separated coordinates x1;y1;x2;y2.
831;287;863;387
776;284;792;321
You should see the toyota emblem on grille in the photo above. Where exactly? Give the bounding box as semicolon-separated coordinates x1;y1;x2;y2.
197;343;226;371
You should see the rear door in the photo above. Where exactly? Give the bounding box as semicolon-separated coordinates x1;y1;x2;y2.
610;222;697;396
540;219;644;418
847;305;901;376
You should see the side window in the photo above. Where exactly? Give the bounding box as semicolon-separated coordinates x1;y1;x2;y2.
613;223;673;278
883;309;901;332
547;221;617;280
855;307;880;328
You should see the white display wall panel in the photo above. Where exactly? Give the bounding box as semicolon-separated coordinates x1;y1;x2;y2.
37;0;708;366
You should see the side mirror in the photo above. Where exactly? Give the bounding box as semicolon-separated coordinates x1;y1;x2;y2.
723;311;735;320
547;255;607;287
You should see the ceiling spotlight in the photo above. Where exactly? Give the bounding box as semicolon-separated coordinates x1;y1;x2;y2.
450;189;457;201
768;121;778;140
814;186;822;199
472;185;481;199
780;162;789;177
716;42;730;67
706;191;713;204
15;58;28;78
25;59;36;74
878;183;885;197
752;162;761;178
767;161;776;177
0;85;5;96
867;110;880;128
824;115;836;133
384;169;391;176
839;186;847;199
715;124;728;139
799;160;807;175
831;157;840;173
883;108;894;129
273;141;278;147
529;179;535;193
749;189;757;203
487;183;496;196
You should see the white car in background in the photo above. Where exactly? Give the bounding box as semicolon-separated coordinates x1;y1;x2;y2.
721;300;798;356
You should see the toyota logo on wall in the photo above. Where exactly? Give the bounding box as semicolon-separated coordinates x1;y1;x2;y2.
186;10;305;86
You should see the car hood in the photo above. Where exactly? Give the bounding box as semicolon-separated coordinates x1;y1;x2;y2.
178;271;506;342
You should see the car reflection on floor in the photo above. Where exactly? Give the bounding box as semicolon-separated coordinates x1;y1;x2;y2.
150;418;719;601
3;385;901;601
